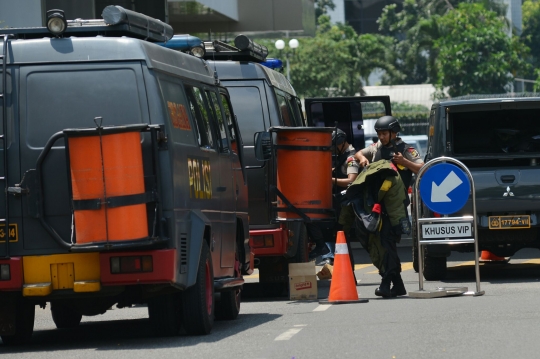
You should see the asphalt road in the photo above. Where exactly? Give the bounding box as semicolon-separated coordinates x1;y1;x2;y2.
3;245;540;358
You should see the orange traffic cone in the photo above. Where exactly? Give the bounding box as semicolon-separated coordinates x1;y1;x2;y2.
319;231;368;304
480;250;507;262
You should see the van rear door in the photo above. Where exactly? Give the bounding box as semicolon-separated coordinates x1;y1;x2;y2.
19;63;149;251
305;96;392;150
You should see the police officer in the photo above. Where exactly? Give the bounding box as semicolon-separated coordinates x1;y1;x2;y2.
339;160;409;297
352;116;422;297
331;129;360;188
311;129;359;265
355;116;424;190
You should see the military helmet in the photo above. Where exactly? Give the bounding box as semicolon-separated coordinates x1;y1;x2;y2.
374;115;401;133
332;128;347;146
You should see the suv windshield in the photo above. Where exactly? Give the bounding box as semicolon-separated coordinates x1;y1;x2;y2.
452;108;540;155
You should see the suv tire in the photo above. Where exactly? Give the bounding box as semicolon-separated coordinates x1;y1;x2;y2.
423;254;447;281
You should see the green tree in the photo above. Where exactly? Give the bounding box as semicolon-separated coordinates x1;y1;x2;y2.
378;0;432;84
377;0;509;86
522;0;540;88
258;16;391;97
315;0;336;18
434;3;527;97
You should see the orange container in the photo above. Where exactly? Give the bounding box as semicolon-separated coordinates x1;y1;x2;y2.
274;127;333;220
69;131;148;243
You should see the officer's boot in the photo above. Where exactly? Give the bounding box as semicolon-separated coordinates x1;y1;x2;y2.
391;273;407;297
374;277;392;298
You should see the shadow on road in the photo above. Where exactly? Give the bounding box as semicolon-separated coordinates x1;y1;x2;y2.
0;312;281;352
442;261;540;284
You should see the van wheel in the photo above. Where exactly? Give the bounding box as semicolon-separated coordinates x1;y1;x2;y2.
181;241;214;335
289;223;308;263
148;293;182;336
1;297;35;346
51;302;82;329
216;245;242;321
423;255;447;281
216;288;241;321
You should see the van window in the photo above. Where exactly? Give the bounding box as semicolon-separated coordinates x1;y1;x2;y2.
275;90;302;127
276;92;294;126
226;86;266;146
220;93;238;154
207;90;229;153
158;77;196;145
184;85;215;150
26;68;143;147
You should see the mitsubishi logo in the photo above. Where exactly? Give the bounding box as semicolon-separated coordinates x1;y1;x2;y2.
503;186;514;197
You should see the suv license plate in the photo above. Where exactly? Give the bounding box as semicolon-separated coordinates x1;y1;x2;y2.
489;215;531;229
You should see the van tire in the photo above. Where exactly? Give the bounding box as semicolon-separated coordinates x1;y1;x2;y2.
0;297;35;346
423;255;447;281
181;241;214;335
51;303;82;329
215;288;241;321
215;244;241;321
148;293;182;336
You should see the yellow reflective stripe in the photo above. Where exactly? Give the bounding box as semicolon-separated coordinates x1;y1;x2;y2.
23;283;52;297
380;179;392;192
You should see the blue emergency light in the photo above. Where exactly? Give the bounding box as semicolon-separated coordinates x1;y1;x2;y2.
157;34;205;57
260;58;283;71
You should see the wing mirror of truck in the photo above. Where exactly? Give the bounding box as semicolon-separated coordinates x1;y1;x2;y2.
254;131;272;161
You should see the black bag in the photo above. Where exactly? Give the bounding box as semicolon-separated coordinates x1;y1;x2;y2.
350;198;381;233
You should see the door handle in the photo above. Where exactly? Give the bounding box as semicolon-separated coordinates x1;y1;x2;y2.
8;186;28;195
500;175;515;183
216;186;227;192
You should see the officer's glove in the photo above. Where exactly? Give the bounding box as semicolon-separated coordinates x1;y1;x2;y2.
400;217;412;235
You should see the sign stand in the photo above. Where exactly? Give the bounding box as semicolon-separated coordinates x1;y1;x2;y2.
409;156;485;298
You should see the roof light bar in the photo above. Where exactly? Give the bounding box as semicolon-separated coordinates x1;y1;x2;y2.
156;34;206;57
260;58;284;71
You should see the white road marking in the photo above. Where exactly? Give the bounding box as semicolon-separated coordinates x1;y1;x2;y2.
275;325;307;341
313;304;331;312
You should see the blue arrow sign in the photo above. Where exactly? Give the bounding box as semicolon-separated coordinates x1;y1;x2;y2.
419;163;470;215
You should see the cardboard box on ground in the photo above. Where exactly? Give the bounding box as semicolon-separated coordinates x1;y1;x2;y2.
317;263;333;280
288;262;318;300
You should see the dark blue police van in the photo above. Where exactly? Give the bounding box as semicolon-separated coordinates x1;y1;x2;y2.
0;6;249;344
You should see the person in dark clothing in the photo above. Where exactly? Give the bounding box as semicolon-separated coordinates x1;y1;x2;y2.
309;129;359;267
340;160;410;298
350;116;422;297
355;116;424;190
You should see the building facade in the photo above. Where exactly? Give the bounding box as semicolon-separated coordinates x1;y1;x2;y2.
327;0;401;34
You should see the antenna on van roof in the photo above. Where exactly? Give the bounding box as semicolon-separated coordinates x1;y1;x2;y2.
210;30;220;86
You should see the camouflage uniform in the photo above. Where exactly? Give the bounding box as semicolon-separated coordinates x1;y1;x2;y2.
340;160;407;280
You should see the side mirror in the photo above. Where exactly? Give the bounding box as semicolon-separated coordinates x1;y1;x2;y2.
254;131;272;161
